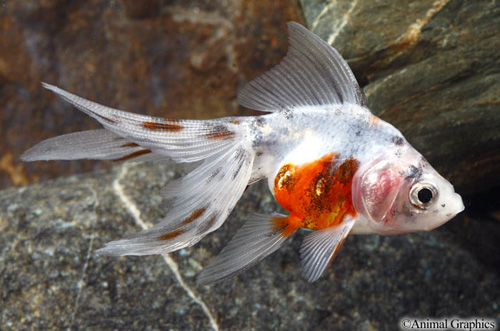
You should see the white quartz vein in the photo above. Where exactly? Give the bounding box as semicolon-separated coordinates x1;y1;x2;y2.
395;0;452;48
69;185;98;330
366;0;451;104
311;1;336;30
113;164;219;331
327;0;358;45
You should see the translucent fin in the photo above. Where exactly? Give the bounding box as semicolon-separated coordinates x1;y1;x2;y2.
300;216;355;282
38;83;242;163
237;22;367;112
197;213;295;286
20;129;161;162
96;145;254;256
25;83;259;258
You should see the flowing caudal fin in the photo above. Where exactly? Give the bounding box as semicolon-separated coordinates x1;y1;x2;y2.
237;22;367;112
23;83;256;255
25;83;244;164
300;216;355;282
97;145;254;255
21;129;165;162
197;214;298;286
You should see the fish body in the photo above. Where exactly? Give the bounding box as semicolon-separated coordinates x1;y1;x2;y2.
22;22;464;285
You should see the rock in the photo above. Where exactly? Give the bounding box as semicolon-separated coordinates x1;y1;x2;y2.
0;0;302;189
300;0;500;194
1;162;499;329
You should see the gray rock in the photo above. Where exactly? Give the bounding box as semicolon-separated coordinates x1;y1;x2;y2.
300;0;500;194
1;162;499;329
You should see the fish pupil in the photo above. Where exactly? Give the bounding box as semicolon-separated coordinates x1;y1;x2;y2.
418;188;433;203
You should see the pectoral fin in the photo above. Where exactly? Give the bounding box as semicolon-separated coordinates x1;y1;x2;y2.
300;216;355;282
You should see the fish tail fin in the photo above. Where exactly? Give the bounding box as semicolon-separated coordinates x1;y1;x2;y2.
22;83;249;164
197;214;301;286
23;83;257;255
94;118;256;256
20;129;164;162
97;137;255;255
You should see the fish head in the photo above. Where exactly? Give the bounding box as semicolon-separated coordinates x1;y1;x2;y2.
352;147;464;235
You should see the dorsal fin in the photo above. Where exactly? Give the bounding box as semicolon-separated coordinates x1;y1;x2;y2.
237;22;367;112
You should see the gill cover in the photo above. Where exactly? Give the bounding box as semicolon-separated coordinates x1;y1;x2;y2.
353;159;403;223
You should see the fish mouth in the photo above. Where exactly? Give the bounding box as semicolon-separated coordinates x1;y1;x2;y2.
421;195;464;232
428;193;465;231
453;193;465;214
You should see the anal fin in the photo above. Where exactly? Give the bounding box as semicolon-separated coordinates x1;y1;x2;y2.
300;216;355;282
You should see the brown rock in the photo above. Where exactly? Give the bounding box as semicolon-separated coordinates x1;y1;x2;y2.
0;0;302;189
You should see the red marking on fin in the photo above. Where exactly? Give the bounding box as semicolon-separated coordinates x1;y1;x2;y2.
205;124;235;140
157;229;186;241
197;214;218;235
143;120;183;132
271;215;303;237
179;208;206;227
120;142;140;148
94;113;116;124
114;149;151;162
327;230;350;267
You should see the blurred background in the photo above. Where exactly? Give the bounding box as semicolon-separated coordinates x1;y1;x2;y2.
0;0;302;189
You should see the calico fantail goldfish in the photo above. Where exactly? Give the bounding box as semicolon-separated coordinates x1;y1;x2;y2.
21;22;464;285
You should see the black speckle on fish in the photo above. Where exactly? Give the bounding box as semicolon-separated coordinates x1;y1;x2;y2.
406;165;422;180
283;109;293;119
207;167;223;183
253;117;266;127
391;136;404;146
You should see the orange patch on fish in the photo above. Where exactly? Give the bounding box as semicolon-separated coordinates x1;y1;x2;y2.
274;153;358;230
143;120;183;132
274;164;296;190
369;115;381;126
157;229;185;241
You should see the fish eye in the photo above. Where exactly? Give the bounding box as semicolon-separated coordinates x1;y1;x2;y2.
409;181;439;210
